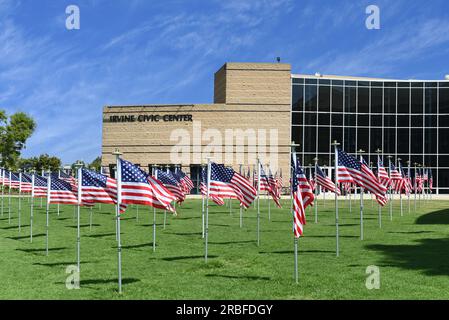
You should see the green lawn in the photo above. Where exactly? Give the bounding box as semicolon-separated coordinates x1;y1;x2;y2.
0;195;449;300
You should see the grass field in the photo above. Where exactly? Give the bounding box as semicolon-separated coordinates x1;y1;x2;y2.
1;195;449;300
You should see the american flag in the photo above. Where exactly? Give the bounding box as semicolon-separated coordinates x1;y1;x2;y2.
155;169;185;204
267;167;282;208
389;162;403;192
172;169;194;194
0;169;6;185
257;163;272;193
32;174;48;198
291;152;306;238
209;162;257;209
48;176;78;205
399;162;411;194
429;169;433;191
200;167;225;206
80;168;127;212
120;159;175;212
20;173;33;193
10;172;20;189
292;156;315;209
315;164;340;195
337;149;387;206
415;168;423;193
308;167;316;192
377;157;391;188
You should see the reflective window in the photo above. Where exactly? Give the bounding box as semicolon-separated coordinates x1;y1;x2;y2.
305;85;317;111
318;86;330;112
411;88;423;114
332;86;344;112
292;85;304;111
358;87;369;113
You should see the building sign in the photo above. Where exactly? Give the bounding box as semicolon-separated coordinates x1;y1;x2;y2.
107;114;193;123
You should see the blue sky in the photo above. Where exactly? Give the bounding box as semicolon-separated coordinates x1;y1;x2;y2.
1;0;449;165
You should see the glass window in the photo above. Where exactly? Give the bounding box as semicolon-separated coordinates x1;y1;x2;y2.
411;129;424;154
398;82;410;88
344;127;356;152
305;85;318;111
358;87;369;113
305;79;318;85
440;89;449;113
344;114;356;127
397;129;409;154
411;115;423;127
424;155;437;167
439;156;449;167
318;127;330;153
370;128;383;152
371;88;383;113
318;86;331;112
425;88;438;114
332;86;344;112
411;82;423;88
384;115;396;127
332;113;343;126
305;113;317;125
318;113;330;125
357;128;369;152
371;115;382;127
411;88;424;113
292;112;302;125
439;115;449;127
424;128;437;153
358;114;369;127
397;115;409;127
304;126;316;153
292;85;304;111
397;88;410;114
319;79;331;85
439;129;449;154
384;88;396;113
425;115;437;127
331;127;343;145
292;78;304;84
345;87;356;113
291;126;303;145
438;170;449;189
384;128;395;154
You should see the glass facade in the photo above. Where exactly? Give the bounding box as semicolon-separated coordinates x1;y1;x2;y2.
292;77;449;194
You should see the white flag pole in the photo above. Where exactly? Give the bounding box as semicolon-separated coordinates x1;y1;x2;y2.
375;150;383;229
112;149;123;294
1;168;4;217
332;141;340;257
205;157;211;263
290;142;300;283
398;158;403;217
387;156;393;221
358;149;365;241
30;170;35;243
201;163;206;238
407;161;411;214
152;165;158;252
18;169;22;233
257;158;261;247
57;170;61;216
8;170;11;224
75;162;83;273
313;158;318;224
41;169;44;208
46;169;51;256
239;164;243;228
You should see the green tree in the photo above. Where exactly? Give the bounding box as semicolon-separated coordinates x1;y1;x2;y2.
89;156;102;171
0;111;36;169
19;154;62;172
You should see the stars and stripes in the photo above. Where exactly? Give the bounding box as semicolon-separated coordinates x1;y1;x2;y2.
172;169;194;194
32;174;48;198
429;169;433;192
377;157;391;188
155;169;185;204
315;164;340;195
291;153;307;238
9;172;20;189
48;176;78;205
200;167;225;206
257;163;272;193
389;162;403;192
337;149;387;206
120;159;176;212
80;168;127;212
20;173;33;193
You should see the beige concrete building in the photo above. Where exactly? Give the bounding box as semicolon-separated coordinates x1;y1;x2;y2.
102;62;293;190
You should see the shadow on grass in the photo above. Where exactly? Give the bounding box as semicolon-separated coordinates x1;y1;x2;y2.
33;261;96;267
80;278;140;285
307;235;359;239
366;237;449;276
259;249;334;255
1;224;30;230
387;231;433;235
16;247;67;253
66;224;101;229
162;255;218;261
208;240;254;245
120;242;153;249
205;274;270;281
8;233;45;240
169;232;202;237
416;209;449;225
87;232;116;238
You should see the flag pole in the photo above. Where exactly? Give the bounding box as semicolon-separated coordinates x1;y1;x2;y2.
152;165;158;252
407;160;411;214
332;141;340;257
398;158;403;217
45;168;51;256
57;170;61;216
268;166;271;222
112;148;123;294
239;164;243;228
290;141;300;283
75;162;83;274
257;157;261;247
370;162;374;208
18;169;22;233
414;163;417;212
205;157;211;263
418;164;422;209
387;156;393;221
323;165;327;208
8;170;11;224
375;149;382;228
1;168;4;218
358;149;365;241
30;169;35;243
313;157;318;224
201;163;206;238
